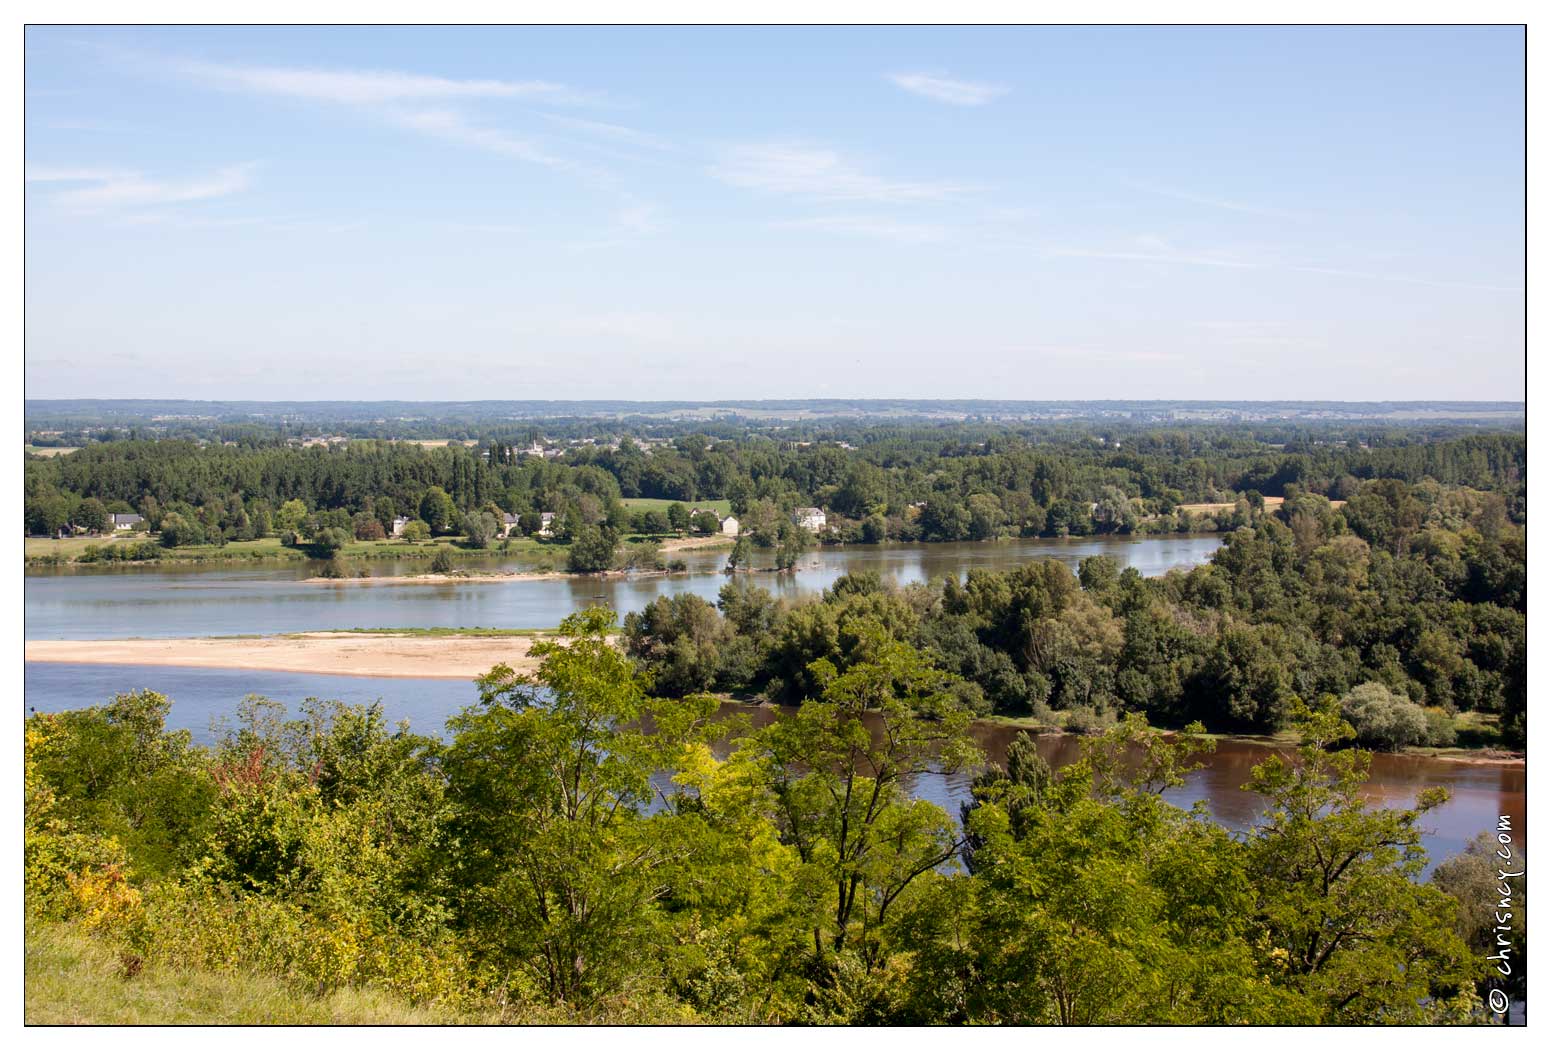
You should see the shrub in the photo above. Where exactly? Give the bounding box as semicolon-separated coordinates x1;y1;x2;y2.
1340;682;1429;751
430;547;455;574
1424;707;1459;748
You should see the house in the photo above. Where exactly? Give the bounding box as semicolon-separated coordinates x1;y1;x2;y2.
719;515;740;537
390;516;410;537
792;507;826;531
503;513;521;537
110;513;145;532
538;512;557;537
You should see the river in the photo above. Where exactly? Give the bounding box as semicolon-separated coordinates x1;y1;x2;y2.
23;531;1521;872
23;534;1223;640
22;662;1522;875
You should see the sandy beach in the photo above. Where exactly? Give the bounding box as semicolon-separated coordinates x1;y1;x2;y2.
25;632;546;680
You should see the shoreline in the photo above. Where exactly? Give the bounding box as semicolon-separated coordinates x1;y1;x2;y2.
25;631;547;680
24;633;1524;766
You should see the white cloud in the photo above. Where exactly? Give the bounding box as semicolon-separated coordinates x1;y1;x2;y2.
26;166;138;182
541;114;673;151
772;215;949;244
887;72;1008;106
615;203;665;235
1122;178;1297;220
178;59;595;107
711;143;966;203
43;164;255;212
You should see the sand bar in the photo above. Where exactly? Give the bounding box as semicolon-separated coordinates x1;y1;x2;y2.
25;632;545;680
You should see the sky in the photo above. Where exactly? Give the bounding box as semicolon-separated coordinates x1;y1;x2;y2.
23;26;1525;401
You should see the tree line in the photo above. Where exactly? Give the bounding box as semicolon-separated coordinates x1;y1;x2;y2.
624;480;1525;747
23;427;1525;550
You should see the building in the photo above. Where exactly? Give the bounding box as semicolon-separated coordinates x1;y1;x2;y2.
792;507;826;531
503;513;522;537
110;513;145;532
538;512;557;537
390;516;410;537
719;515;740;537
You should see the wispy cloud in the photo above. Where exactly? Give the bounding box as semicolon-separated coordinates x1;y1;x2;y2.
177;59;598;107
616;203;666;235
711;143;967;203
1123;178;1297;219
1051;241;1261;270
26;166;138;183
1050;236;1522;293
389;108;572;169
772;215;949;244
1283;264;1522;294
33;164;255;212
887;72;1008;106
540;113;673;151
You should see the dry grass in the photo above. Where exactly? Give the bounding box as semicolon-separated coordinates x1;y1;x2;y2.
25;446;81;458
25;919;493;1025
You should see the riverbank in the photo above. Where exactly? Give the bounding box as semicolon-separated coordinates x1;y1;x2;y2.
24;632;1524;767
25;531;731;568
25;631;549;680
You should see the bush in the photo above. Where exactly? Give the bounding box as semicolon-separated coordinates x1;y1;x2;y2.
1423;707;1458;748
316;557;348;580
1340;683;1429;751
430;547;455;574
400;519;431;543
567;526;617;573
1064;706;1112;736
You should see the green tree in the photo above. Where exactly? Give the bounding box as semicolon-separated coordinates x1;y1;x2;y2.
1244;701;1479;1021
419;487;457;536
441;607;720;1004
74;498;109;535
744;632;980;978
274;499;309;535
567;524;617;573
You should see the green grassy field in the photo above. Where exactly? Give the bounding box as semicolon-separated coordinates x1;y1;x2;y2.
621;496;732;515
25;920;489;1024
26;533;565;565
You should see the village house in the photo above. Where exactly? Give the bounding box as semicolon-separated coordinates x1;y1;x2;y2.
538;511;557;537
390;516;410;537
502;513;521;537
719;515;740;536
110;513;144;532
792;507;826;531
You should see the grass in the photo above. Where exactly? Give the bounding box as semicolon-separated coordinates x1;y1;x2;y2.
25;446;81;457
26;533;565;566
621;497;732;515
25;919;491;1025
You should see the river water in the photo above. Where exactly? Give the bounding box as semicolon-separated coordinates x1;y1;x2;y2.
22;663;1522;875
22;533;1522;872
23;535;1223;640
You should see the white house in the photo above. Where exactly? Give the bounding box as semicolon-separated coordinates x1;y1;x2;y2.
110;513;145;532
502;513;521;537
719;515;740;537
792;507;826;532
538;512;557;537
390;516;410;537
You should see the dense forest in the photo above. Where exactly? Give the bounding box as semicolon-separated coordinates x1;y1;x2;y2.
25;611;1514;1023
623;481;1525;748
23;425;1526;552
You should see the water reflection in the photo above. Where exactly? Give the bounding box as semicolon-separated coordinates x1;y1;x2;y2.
25;535;1223;640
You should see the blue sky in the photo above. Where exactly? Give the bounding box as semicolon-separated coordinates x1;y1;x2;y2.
24;26;1525;401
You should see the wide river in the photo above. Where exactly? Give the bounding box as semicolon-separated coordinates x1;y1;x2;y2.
24;535;1224;640
23;534;1524;871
